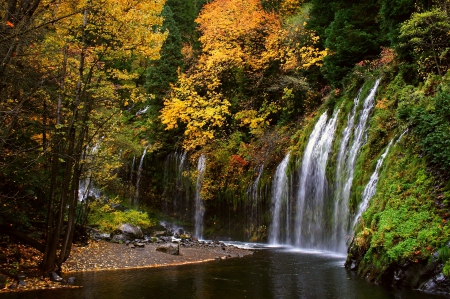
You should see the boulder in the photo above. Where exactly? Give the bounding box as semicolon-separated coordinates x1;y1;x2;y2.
154;231;167;237
112;234;128;243
94;233;111;241
156;243;180;255
118;224;143;239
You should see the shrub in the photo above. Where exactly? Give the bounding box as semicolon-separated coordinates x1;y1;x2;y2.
88;199;157;233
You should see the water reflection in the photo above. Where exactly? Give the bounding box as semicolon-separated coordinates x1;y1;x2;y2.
0;248;447;299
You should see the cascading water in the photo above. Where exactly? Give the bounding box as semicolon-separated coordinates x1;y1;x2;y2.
294;109;339;249
331;79;381;252
267;79;382;252
175;151;188;210
246;163;265;240
268;153;291;245
194;154;207;239
134;145;149;208
129;155;136;203
78;138;103;201
352;139;394;228
339;79;381;216
331;90;362;252
352;130;407;228
162;151;190;219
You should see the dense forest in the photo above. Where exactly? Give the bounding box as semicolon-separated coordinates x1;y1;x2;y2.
1;0;450;293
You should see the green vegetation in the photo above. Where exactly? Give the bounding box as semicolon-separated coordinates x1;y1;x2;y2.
1;0;450;288
88;199;157;233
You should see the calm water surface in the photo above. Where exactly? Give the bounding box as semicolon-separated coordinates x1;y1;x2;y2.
1;246;448;299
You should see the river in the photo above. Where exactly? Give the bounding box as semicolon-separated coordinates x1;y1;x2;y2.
1;245;447;299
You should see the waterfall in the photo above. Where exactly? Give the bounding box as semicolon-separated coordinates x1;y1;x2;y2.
134;145;149;208
78;138;103;201
340;79;381;214
194;154;207;239
175;151;188;210
352;130;408;228
129;155;136;204
352;139;393;228
331;89;362;252
294;109;339;249
163;151;190;218
246;163;264;239
268;153;291;245
330;79;381;252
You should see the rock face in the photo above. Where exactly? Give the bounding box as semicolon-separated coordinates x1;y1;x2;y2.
156;243;180;255
346;241;450;296
118;224;144;240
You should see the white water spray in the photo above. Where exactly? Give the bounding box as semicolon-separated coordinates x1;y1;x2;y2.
295;109;339;249
268;153;291;245
194;154;207;239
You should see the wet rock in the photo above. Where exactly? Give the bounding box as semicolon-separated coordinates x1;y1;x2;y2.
67;277;76;285
119;224;143;239
156;243;180;255
154;231;167;237
94;233;111;241
112;234;129;243
51;272;63;282
135;242;145;248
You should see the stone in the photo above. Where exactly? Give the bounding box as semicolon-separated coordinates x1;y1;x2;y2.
18;280;27;286
135;242;145;248
50;272;63;282
94;233;111;241
156;243;180;255
118;224;144;239
154;231;167;237
112;234;129;243
67;277;76;285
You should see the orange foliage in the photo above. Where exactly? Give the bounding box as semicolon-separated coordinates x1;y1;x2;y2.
196;0;282;72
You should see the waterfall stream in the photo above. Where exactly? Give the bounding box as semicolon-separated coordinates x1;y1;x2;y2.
246;163;265;240
194;154;207;239
331;89;362;252
268;153;291;245
134;145;149;208
352;139;394;228
268;79;383;253
294;109;339;249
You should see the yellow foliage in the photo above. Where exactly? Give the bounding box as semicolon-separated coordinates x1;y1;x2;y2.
280;0;305;16
235;100;281;136
160;73;231;150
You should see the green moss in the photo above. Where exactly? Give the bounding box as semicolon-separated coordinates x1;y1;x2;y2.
356;135;450;277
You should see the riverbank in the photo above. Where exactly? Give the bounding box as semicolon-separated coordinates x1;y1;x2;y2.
0;240;253;293
62;239;253;272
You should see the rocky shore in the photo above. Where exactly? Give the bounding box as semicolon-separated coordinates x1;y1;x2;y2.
0;224;253;293
62;238;253;273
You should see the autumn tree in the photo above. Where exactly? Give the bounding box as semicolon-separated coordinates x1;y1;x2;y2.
0;0;166;275
160;0;326;148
